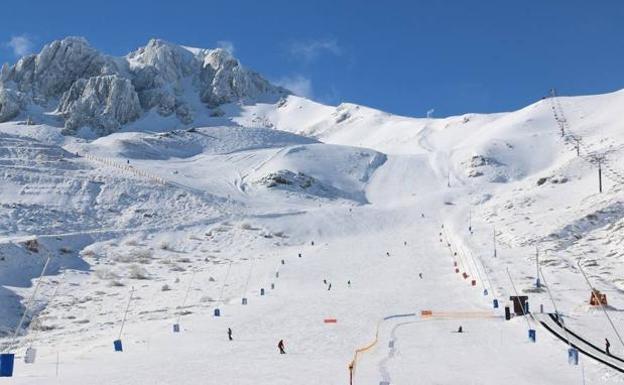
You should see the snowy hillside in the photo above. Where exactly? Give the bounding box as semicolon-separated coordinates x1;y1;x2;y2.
0;37;287;137
2;37;624;384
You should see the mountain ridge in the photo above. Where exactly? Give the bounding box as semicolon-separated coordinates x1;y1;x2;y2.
0;37;288;136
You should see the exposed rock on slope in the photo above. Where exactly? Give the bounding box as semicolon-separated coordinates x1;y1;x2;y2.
0;37;287;134
58;75;142;136
1;37;108;102
0;88;24;121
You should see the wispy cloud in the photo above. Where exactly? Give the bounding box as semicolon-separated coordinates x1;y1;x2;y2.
217;40;235;54
6;34;33;57
275;75;313;98
288;38;341;62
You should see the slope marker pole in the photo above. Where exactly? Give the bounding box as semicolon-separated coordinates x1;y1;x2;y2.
174;272;196;331
7;256;51;352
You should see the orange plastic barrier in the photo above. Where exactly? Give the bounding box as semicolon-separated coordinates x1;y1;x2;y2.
324;318;337;323
348;320;382;384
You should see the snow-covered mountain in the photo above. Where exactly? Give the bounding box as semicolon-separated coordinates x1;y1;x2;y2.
2;37;624;385
0;37;286;136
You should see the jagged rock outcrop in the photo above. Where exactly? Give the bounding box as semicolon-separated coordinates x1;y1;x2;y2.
200;48;277;107
0;36;287;136
0;88;24;122
58;75;142;136
1;37;109;103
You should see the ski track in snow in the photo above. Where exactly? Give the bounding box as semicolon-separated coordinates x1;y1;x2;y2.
3;89;624;383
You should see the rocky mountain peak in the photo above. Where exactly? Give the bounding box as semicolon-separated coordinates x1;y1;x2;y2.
0;37;288;136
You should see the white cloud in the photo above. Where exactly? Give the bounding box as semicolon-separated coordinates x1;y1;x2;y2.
288;38;341;62
217;40;235;54
275;75;313;98
6;35;33;57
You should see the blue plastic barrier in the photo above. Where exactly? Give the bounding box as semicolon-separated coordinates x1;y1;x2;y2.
113;339;123;352
0;353;14;377
214;308;221;317
568;348;579;365
173;323;180;333
528;329;536;342
493;299;499;309
260;288;265;296
242;297;248;305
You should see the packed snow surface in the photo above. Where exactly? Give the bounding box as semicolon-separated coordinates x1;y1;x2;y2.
2;47;624;384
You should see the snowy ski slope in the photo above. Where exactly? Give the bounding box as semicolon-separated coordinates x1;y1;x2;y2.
2;88;624;384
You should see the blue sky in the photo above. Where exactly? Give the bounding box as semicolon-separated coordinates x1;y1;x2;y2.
1;0;623;117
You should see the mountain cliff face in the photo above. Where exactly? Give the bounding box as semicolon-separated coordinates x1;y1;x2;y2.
0;37;287;136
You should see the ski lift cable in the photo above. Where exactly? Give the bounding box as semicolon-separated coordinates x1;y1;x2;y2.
549;91;624;186
505;268;533;330
576;256;624;350
539;266;572;348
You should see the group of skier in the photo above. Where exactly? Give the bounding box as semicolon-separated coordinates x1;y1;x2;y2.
225;328;286;354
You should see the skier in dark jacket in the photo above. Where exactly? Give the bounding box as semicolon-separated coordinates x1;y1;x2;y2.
278;339;286;354
606;338;611;355
228;328;233;341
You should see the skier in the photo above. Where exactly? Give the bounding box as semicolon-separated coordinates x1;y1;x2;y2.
228;327;233;341
419;273;423;279
457;325;463;333
298;253;302;258
311;241;315;246
386;252;390;257
278;339;286;354
606;338;611;355
347;280;351;287
404;241;407;246
328;283;332;291
323;279;327;285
